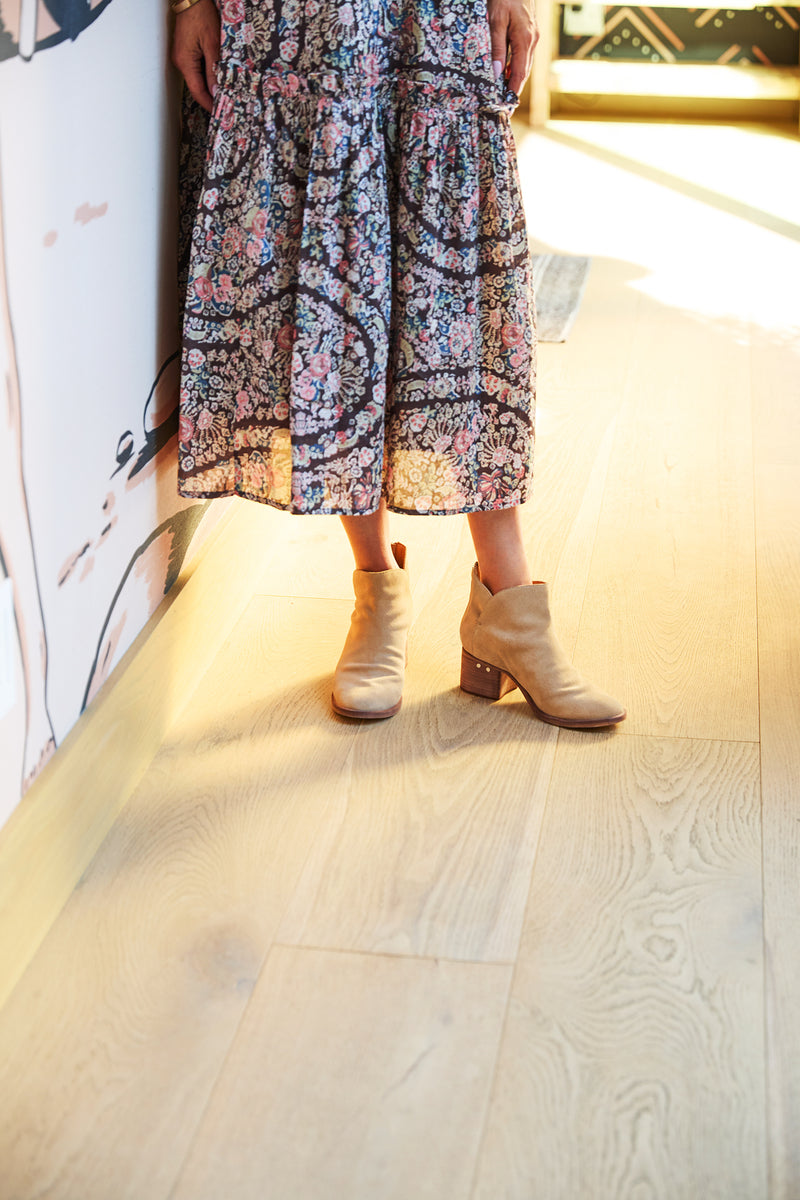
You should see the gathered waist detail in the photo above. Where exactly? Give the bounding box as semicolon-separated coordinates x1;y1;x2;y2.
216;60;520;115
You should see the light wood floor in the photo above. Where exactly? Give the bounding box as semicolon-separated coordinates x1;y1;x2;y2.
1;117;799;1199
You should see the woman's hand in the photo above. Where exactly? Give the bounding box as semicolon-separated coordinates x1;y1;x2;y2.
487;0;539;97
171;0;222;113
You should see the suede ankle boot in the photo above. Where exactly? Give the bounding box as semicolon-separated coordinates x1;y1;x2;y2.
332;543;412;720
459;564;625;729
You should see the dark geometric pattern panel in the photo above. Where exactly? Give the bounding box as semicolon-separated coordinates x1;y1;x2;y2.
559;6;800;64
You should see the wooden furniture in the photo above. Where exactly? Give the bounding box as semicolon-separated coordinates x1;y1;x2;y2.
528;0;800;127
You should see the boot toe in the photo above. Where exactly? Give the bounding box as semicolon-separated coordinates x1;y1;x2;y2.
533;685;626;729
331;677;403;720
331;664;405;719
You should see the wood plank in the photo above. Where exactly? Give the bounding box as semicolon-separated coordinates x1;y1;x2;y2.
0;498;266;1011
550;60;800;101
171;946;512;1200
254;511;355;601
755;463;800;1200
472;732;766;1200
276;550;560;963
529;0;557;126
751;325;800;469
571;294;759;741
756;465;800;899
275;270;640;962
539;120;800;235
0;595;360;1200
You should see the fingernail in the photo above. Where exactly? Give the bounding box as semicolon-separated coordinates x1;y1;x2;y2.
211;83;217;97
492;58;504;80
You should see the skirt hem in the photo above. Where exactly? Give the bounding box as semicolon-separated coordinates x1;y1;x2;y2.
177;483;531;518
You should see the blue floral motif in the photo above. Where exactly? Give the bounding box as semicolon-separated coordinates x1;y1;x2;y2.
178;0;536;515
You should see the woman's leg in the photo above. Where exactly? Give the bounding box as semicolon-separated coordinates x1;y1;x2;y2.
461;504;626;727
467;505;532;593
332;498;411;719
339;498;397;572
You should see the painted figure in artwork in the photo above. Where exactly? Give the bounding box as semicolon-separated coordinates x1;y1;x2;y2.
0;0;208;801
0;165;56;790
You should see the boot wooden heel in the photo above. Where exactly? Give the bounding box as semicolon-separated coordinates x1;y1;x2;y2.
460;648;518;700
459;565;626;728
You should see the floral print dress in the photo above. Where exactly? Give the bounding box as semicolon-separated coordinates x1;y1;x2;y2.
178;0;536;516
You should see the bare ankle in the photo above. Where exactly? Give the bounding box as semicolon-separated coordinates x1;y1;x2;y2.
356;553;398;573
479;569;530;595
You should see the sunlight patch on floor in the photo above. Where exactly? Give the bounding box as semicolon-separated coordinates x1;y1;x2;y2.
546;118;800;229
513;116;800;340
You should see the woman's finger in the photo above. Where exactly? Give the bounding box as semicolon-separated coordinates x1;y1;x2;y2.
180;50;215;112
204;37;220;103
172;2;220;113
488;2;509;79
506;7;538;96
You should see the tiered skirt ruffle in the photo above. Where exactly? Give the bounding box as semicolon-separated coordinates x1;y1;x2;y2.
178;58;536;515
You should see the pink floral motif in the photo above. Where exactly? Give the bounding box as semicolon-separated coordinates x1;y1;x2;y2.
178;0;535;515
193;276;213;302
501;322;524;347
321;123;342;156
308;351;332;378
276;323;296;352
448;319;473;357
221;227;243;257
218;95;236;131
222;0;244;21
214;274;233;302
410;112;428;139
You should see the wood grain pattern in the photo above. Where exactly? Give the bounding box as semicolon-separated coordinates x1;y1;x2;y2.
571;294;759;742
750;322;800;469
2;118;798;1200
0;596;360;1200
755;464;800;1200
756;465;800;902
0;498;268;1011
277;552;560;963
171;946;512;1200
764;918;800;1200
508;254;641;654
472;733;766;1200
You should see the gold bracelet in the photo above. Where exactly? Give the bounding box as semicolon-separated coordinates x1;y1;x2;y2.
172;0;206;13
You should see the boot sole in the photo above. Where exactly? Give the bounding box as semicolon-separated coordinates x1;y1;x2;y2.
460;648;626;730
331;695;402;720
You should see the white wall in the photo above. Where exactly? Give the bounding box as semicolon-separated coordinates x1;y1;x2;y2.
0;0;222;827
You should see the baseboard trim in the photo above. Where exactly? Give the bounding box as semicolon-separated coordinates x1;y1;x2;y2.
0;498;284;1011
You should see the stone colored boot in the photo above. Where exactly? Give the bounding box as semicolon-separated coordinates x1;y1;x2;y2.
332;543;412;720
459;564;626;729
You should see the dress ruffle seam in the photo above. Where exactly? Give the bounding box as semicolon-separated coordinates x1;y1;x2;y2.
216;60;519;114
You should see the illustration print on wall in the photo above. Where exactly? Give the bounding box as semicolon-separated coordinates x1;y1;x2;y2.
0;0;214;819
0;0;116;62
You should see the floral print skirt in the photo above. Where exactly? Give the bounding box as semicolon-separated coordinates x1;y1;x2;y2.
178;0;536;516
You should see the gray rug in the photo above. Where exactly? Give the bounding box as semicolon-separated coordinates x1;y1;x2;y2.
529;253;591;343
